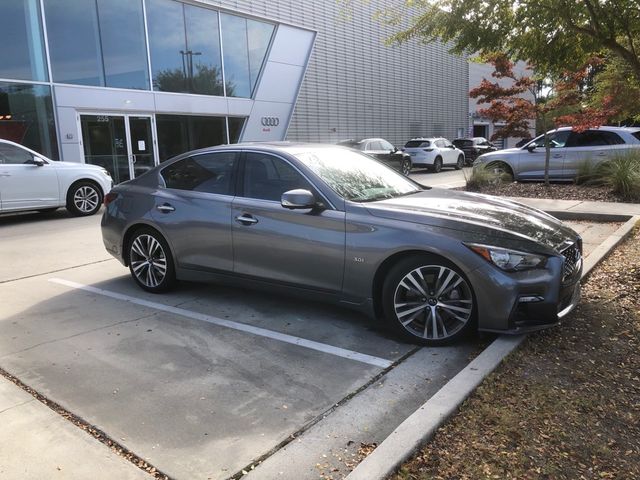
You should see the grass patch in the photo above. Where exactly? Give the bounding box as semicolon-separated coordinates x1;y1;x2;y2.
464;164;511;191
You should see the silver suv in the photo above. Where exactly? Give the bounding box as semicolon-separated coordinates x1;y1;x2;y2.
475;126;640;180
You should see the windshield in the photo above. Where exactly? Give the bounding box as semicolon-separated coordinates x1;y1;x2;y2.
292;147;421;202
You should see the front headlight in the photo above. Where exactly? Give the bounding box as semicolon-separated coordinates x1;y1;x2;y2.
466;243;547;271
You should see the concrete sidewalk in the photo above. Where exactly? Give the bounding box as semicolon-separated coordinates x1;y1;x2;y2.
508;196;640;217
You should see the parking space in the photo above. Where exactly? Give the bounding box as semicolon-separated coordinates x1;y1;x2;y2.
0;212;620;479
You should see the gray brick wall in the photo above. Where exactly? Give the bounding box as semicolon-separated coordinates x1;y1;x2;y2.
200;0;469;147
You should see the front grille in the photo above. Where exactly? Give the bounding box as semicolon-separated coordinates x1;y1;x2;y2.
560;240;582;283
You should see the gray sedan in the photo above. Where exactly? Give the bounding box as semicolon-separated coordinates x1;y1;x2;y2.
101;143;582;345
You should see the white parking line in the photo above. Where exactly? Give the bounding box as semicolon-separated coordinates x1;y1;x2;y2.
48;278;393;369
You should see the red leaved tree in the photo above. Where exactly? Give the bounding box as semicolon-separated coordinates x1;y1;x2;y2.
470;53;618;186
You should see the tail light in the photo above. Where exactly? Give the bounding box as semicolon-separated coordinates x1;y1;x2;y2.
104;192;119;206
423;148;434;152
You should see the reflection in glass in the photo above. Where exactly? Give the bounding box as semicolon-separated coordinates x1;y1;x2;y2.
0;82;58;160
96;0;149;90
228;117;246;143
220;14;274;98
156;115;227;161
44;0;103;86
148;0;225;95
44;0;148;89
0;0;47;81
80;115;130;184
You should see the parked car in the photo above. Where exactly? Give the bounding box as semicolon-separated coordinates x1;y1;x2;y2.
337;138;412;176
102;143;582;346
0;139;112;216
474;126;640;180
452;137;497;164
402;137;465;172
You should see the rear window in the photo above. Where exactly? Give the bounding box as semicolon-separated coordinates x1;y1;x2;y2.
405;140;430;148
453;139;472;148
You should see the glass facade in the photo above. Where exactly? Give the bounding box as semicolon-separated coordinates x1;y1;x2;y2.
0;83;59;160
156;115;244;162
44;0;149;89
0;0;47;82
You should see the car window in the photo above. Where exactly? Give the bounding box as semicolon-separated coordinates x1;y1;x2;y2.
243;152;312;202
0;143;34;164
567;130;624;147
405;140;430;148
367;141;383;151
161;152;236;194
435;139;445;148
528;131;570;149
379;140;394;151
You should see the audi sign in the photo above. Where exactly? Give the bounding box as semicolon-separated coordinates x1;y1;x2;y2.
261;116;280;127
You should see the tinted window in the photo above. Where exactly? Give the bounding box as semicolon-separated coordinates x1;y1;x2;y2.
0;82;59;160
221;13;274;98
453;139;472;148
243;152;311;201
228;117;245;143
405;140;430;148
161;152;236;194
568;130;625;147
156;115;227;161
0;0;47;81
0;143;34;164
632;131;640;142
528;131;570;149
380;140;394;151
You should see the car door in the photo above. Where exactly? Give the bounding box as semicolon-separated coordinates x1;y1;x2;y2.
378;139;400;169
150;151;237;272
442;139;457;164
563;130;626;178
231;151;345;292
518;130;570;179
0;143;59;211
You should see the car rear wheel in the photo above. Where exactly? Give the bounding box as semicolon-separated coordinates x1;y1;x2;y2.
66;181;102;216
382;255;475;345
127;228;176;293
431;156;443;173
401;158;412;176
455;155;464;170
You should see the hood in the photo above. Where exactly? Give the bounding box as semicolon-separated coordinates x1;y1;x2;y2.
51;160;105;171
365;189;577;251
477;148;521;161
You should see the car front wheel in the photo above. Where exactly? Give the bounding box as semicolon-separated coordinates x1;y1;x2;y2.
401;158;412;176
127;228;176;293
66;181;102;216
382;255;475;345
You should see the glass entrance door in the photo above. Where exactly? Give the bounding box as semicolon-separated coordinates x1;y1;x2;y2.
80;114;157;184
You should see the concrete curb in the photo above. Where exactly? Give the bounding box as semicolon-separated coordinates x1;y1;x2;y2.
346;213;639;480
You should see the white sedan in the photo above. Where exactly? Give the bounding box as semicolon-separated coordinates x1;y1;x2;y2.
0;139;112;216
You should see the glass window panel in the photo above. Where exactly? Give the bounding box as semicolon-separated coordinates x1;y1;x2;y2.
0;143;34;164
156;115;227;162
0;82;59;160
80;115;130;183
221;13;251;98
243;152;311;202
147;0;187;93
184;5;223;96
0;0;47;81
44;0;104;86
228;117;245;143
161;152;236;194
96;0;149;90
247;20;274;93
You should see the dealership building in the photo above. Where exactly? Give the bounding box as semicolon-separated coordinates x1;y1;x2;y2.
1;0;469;183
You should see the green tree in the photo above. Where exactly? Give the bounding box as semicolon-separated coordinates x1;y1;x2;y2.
390;0;640;82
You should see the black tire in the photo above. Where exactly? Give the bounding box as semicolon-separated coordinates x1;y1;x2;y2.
127;227;176;293
400;157;412;176
382;255;476;346
486;161;514;182
455;155;464;170
431;156;443;173
66;181;103;216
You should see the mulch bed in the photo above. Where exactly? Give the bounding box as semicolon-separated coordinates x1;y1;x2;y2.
390;227;640;480
459;182;629;203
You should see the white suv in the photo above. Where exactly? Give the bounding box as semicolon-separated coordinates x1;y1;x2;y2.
0;139;113;216
474;126;640;180
402;137;465;172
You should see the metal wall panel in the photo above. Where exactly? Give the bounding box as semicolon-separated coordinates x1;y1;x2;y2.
209;0;469;146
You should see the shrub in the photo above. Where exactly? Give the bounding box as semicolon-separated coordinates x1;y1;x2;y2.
465;164;510;191
599;151;640;201
575;160;607;186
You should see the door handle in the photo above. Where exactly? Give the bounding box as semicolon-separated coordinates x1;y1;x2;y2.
0;172;11;177
552;154;563;158
235;214;258;225
156;203;175;213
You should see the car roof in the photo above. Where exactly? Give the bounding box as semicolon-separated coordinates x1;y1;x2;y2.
553;125;640;133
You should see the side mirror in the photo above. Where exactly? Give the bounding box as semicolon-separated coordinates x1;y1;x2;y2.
281;189;317;210
526;144;537;152
31;157;45;166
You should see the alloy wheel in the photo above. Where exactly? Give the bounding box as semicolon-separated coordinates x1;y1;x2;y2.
73;185;100;214
130;234;168;288
401;159;412;176
393;265;473;341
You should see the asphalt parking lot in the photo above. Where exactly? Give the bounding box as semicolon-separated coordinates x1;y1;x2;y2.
0;199;621;479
